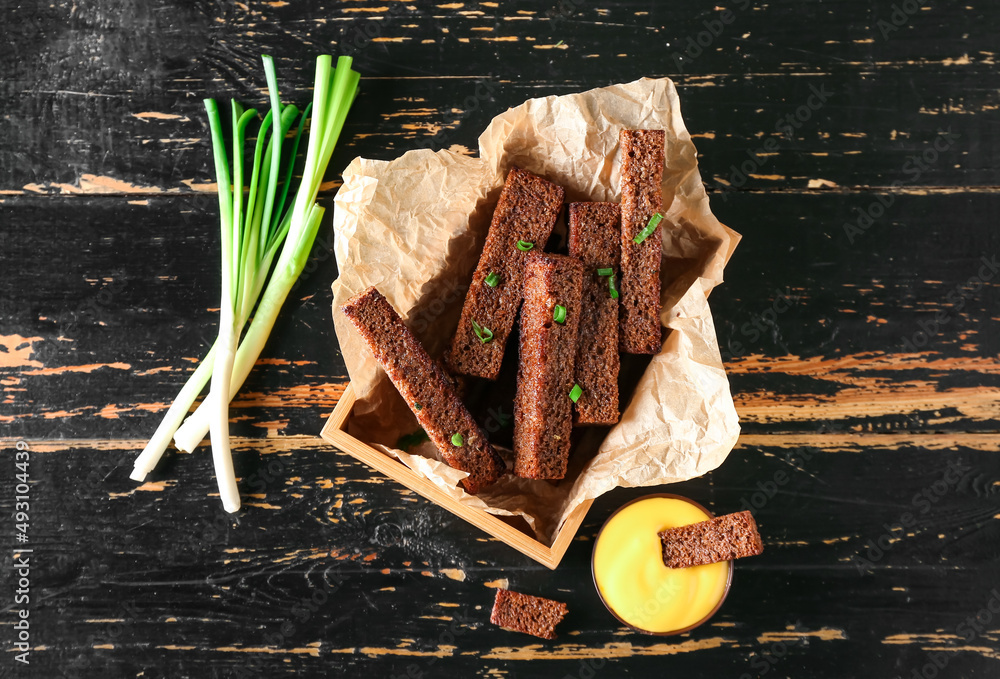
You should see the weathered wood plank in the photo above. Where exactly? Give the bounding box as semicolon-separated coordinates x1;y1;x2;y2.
1;0;997;194
3;1;998;676
3;192;997;438
711;189;1000;433
3;435;998;676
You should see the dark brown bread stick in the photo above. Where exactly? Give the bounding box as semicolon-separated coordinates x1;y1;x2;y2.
514;253;584;480
447;166;565;379
619;129;665;354
659;510;764;568
340;287;504;494
568;202;621;426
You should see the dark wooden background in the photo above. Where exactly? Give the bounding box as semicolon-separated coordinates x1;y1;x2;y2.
2;0;999;677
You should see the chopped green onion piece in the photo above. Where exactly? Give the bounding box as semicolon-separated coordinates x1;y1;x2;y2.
553;304;567;324
396;429;429;450
451;432;464;447
485;271;500;287
414;402;422;410
633;212;663;244
516;240;534;251
471;319;494;344
597;267;619;299
569;384;583;402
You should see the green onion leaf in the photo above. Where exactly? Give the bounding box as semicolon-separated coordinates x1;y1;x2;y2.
397;429;429;450
451;432;464;447
516;240;534;251
135;55;361;492
553;304;567;324
485;271;500;287
414;402;422;410
569;384;583;402
471;319;494;344
633;212;663;244
596;267;613;276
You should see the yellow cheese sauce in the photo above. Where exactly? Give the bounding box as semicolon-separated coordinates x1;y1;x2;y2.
593;496;730;634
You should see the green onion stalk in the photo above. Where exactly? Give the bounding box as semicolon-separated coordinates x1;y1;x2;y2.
172;56;358;458
131;55;360;512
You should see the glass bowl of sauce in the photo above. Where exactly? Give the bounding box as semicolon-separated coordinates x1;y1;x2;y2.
591;493;732;635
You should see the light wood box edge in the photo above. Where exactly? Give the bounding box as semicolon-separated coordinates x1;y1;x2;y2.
320;383;593;569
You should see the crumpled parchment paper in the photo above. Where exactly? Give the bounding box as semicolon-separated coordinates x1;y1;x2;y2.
330;77;741;545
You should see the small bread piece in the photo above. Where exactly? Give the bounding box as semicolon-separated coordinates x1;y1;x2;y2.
514;253;584;480
340;287;504;493
490;589;568;640
568;202;621;426
619;129;666;355
447;167;565;380
658;510;764;568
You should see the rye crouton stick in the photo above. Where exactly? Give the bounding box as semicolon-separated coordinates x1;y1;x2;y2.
568;202;621;425
513;253;584;480
447;166;564;379
341;287;505;494
619;129;665;355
